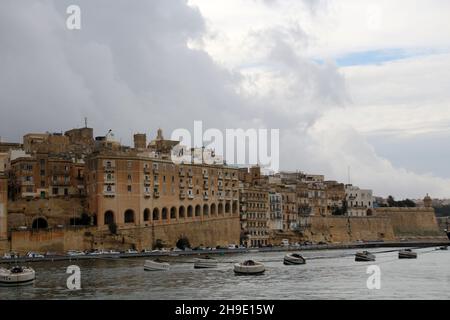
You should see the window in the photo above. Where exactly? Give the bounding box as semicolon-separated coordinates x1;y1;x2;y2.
40;170;45;176
53;188;58;195
128;174;132;181
127;161;132;168
107;185;112;192
127;185;132;192
64;188;68;196
40;181;45;188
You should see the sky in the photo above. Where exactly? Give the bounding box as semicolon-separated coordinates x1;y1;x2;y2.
1;0;450;198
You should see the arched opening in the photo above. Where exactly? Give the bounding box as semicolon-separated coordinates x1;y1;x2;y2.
179;206;185;218
143;208;150;221
210;203;216;215
152;208;159;221
218;203;224;215
170;207;177;219
225;202;231;214
104;211;114;225
232;201;238;214
367;209;373;216
203;204;209;216
124;209;135;223
195;205;201;217
187;205;193;217
32;217;48;229
162;207;168;220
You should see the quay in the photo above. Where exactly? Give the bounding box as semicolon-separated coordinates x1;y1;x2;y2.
1;239;448;264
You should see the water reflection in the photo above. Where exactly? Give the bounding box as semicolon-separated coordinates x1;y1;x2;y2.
1;248;449;300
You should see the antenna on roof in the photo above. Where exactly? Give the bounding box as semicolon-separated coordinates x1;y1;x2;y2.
84;117;88;128
348;166;351;185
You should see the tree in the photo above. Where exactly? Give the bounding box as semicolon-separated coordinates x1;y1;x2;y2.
154;239;164;250
176;236;191;250
108;222;117;235
387;195;396;207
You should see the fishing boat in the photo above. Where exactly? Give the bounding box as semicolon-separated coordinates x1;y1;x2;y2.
283;253;306;265
234;260;265;275
355;251;376;262
194;256;218;269
438;246;448;251
398;249;417;259
144;259;170;271
0;266;36;286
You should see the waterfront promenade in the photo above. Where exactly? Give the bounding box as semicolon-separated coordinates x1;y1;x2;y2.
1;239;448;264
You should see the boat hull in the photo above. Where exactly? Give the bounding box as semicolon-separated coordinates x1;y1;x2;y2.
144;260;170;271
283;254;306;265
355;253;376;262
194;258;218;269
233;263;265;275
399;252;417;259
0;268;35;286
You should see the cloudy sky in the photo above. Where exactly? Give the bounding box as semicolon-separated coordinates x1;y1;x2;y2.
1;0;450;198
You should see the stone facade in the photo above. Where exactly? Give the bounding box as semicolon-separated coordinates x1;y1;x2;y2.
0;174;7;239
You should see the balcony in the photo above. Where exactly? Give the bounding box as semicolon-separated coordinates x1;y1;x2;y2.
103;190;115;197
179;170;185;177
188;194;194;200
143;167;151;174
154;180;160;186
180;192;186;200
203;194;209;200
203;183;209;190
144;180;151;186
218;184;223;190
153;191;160;198
218;174;223;180
179;182;185;189
144;191;151;198
203;172;209;178
187;171;193;177
188;182;193;188
22;180;35;186
224;175;231;180
153;168;159;174
104;166;115;172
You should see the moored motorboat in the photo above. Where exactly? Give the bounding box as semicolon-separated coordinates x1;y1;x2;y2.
144;259;170;271
355;251;376;262
0;266;36;286
438;246;448;251
194;256;218;269
398;249;417;259
234;260;265;275
283;253;306;265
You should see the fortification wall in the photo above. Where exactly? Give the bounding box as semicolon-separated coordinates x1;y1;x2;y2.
7;198;84;229
3;216;240;254
374;207;442;237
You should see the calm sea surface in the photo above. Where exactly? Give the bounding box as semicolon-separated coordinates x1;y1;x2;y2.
1;247;449;300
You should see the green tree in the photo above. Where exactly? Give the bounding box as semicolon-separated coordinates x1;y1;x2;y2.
176;236;191;250
108;222;117;235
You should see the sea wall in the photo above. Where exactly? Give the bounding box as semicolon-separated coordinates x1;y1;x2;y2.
374;207;442;237
4;216;240;254
7;198;84;228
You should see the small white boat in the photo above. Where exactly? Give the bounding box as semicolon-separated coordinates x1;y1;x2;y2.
355;251;376;262
399;249;417;259
194;256;218;269
234;260;265;275
284;253;306;265
144;259;170;271
0;266;36;286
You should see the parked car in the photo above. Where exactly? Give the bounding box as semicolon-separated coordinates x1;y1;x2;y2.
26;252;44;258
228;244;238;249
125;249;138;254
67;250;85;256
280;239;289;247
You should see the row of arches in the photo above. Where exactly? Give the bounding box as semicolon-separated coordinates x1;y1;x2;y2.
104;202;239;225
